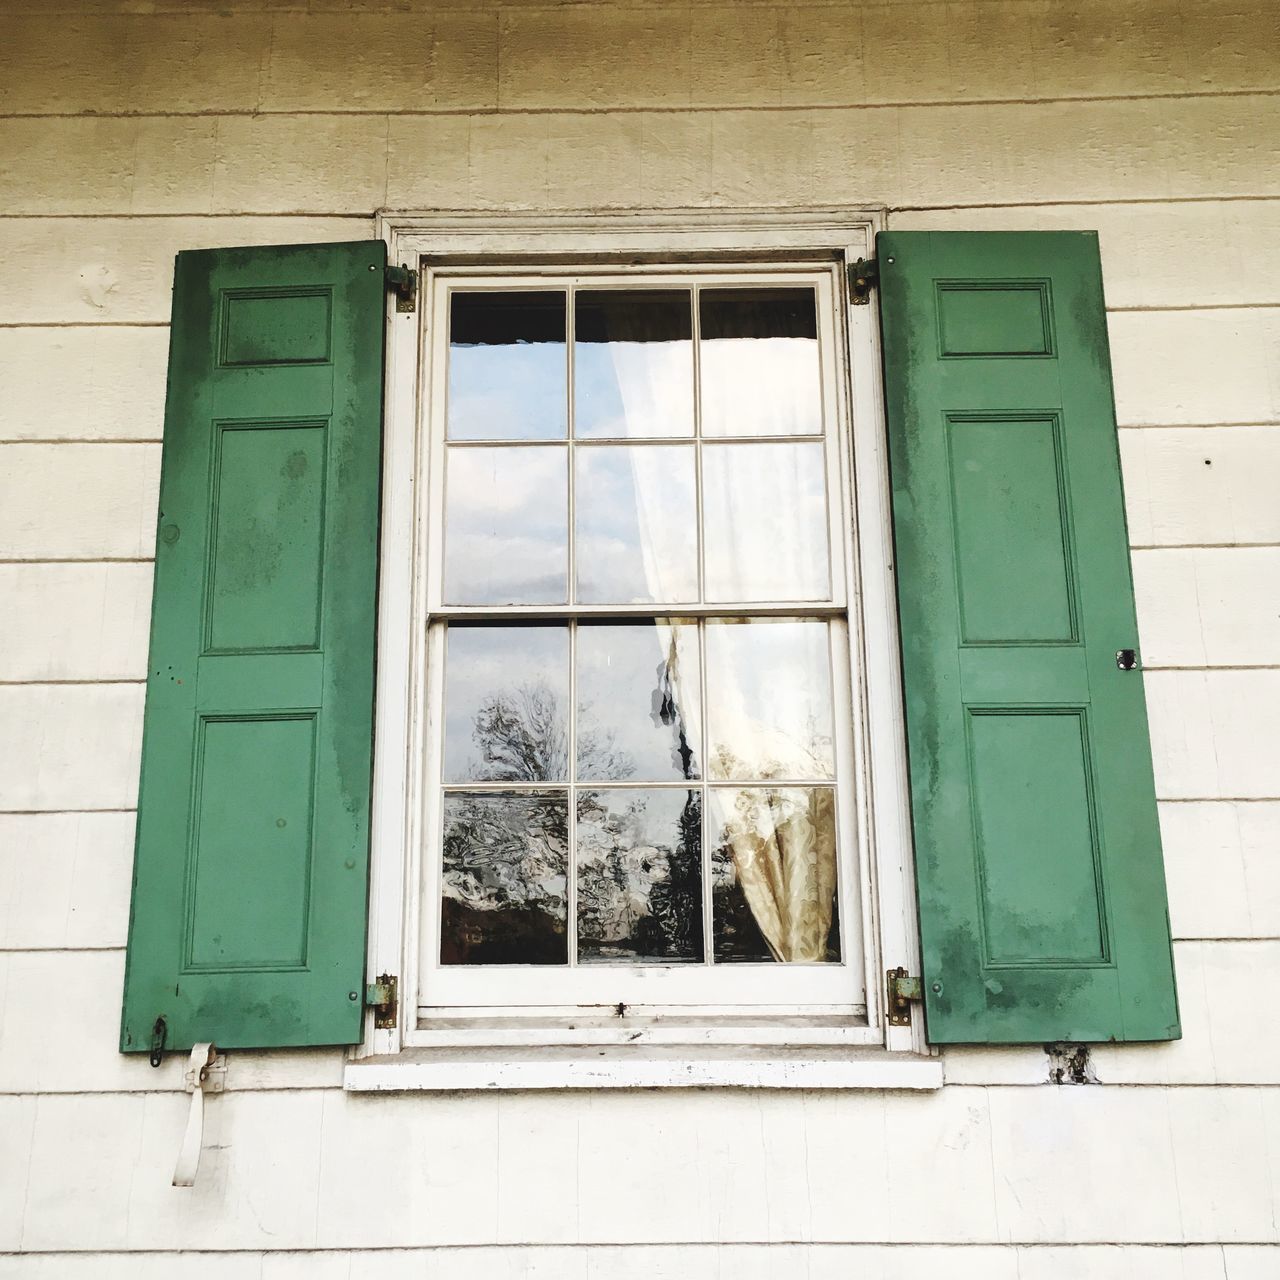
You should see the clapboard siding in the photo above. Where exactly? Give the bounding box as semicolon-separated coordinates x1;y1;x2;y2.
1161;801;1280;940
1120;427;1280;547
0;950;347;1092
0;329;169;443
1146;669;1280;799
6;1086;1278;1251
1134;548;1280;668
1;2;1276;116
3;95;1278;216
0;684;144;812
0;564;152;681
0;218;374;326
0;1245;1270;1280
0;813;135;950
1111;310;1280;427
0;443;159;561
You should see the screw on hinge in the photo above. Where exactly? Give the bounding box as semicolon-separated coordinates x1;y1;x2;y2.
385;264;417;314
847;257;879;305
886;966;922;1027
365;974;399;1030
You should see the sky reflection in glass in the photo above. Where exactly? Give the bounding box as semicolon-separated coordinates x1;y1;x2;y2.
447;291;567;441
699;288;822;438
575;290;694;439
575;445;697;604
444;445;568;604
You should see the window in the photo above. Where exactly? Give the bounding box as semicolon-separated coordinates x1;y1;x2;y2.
120;217;1179;1080
367;216;928;1063
418;270;862;1014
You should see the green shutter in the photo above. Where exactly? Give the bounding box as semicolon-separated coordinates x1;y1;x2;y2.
878;230;1179;1044
120;241;386;1053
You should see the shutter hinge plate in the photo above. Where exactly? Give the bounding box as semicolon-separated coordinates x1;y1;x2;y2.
847;257;879;305
366;974;399;1029
385;264;417;314
886;966;922;1027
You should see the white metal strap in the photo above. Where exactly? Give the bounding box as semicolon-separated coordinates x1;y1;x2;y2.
172;1042;220;1188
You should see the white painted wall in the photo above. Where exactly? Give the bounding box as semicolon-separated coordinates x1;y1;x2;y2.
1;1;1277;1274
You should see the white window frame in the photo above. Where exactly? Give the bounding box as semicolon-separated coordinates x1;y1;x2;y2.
353;210;934;1088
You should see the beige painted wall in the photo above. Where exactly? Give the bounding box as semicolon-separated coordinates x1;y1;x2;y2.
1;2;1278;1275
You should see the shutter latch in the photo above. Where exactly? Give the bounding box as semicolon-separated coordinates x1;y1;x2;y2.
847;257;879;306
385;263;417;314
366;973;399;1029
886;966;922;1027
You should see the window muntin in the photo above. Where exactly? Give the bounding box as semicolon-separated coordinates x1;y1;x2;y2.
419;267;864;1012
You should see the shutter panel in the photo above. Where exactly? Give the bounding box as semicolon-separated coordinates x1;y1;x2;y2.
878;230;1179;1043
120;241;387;1052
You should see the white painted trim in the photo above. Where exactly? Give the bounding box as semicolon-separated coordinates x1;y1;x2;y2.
364;208;928;1070
344;1047;943;1092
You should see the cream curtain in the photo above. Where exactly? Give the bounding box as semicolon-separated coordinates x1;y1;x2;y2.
724;788;836;963
605;326;836;963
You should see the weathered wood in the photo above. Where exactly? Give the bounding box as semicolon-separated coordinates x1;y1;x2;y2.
2;3;1276;116
1120;427;1280;547
0;812;135;948
0;563;151;679
121;241;386;1053
2;96;1277;216
1134;547;1280;667
6;1086;1279;1251
889;200;1280;309
0;684;144;812
1146;669;1280;799
880;230;1177;1043
0;442;160;560
0;218;373;326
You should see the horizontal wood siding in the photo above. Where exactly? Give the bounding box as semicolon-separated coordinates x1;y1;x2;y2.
0;0;1276;1270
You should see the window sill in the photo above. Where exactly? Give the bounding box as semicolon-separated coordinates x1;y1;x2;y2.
343;1046;942;1092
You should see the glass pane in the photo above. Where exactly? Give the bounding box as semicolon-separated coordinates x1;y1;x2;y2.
440;791;568;965
710;787;840;963
447;291;566;441
702;442;829;602
705;619;834;780
575;445;697;604
577;621;702;783
699;287;821;438
444;624;569;782
575;290;694;439
444;445;568;605
577;788;703;963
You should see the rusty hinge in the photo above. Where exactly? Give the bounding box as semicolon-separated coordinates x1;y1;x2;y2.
847;256;878;305
886;966;922;1027
365;974;398;1029
385;263;417;314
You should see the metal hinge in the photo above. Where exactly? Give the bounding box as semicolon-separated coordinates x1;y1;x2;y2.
847;257;879;305
886;966;922;1027
365;973;399;1029
385;263;417;314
